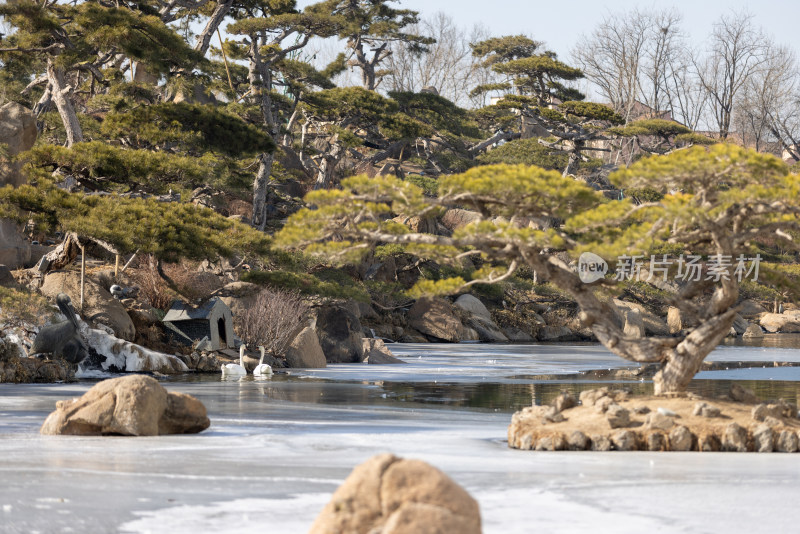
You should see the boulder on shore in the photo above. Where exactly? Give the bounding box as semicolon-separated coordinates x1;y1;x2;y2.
309;453;481;534
362;338;405;364
40;375;209;436
313;305;365;363
407;297;478;342
285;326;327;368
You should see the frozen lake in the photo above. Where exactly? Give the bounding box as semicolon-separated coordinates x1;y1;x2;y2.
2;341;800;533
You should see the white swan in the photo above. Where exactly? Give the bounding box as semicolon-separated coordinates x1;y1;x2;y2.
221;344;247;377
253;346;273;377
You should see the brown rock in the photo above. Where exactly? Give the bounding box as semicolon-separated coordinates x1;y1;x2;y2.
646;411;675;430
0;220;32;270
753;424;774;453
669;425;695;451
722;422;748;452
760;313;800;333
440;209;481;232
666;306;683;334
308;453;481;534
693;402;721;418
568;430;589;450
698;432;721;452
314;305;366;363
590;434;612;451
40;271;135;340
579;388;608;407
752;403;784;422
362;338;405;364
730;383;758;404
595;396;614;414
552;392;577;413
40;375;209;436
646;432;668;451
606;404;631;428
407;298;477;342
538;325;578;341
285;326;327;368
739;299;767;318
611;430;638;451
742;324;764;338
0;102;37;188
613;299;670;336
622;309;645;339
777;431;799;453
535;433;567;451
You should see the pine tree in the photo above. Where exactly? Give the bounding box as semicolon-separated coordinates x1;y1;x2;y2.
277;144;800;394
306;0;434;91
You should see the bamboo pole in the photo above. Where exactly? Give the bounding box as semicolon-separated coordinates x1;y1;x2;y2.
114;254;120;278
218;29;236;94
80;244;86;312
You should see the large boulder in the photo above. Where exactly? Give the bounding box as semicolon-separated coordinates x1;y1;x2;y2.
285;326;327;368
613;299;669;336
622;309;645;338
40;375;209;436
362;338;405;364
0;220;31;270
0;102;37;188
739;299;767;318
40;271;135;341
407;298;478;342
440;209;481;232
314;305;365;363
0;103;37;269
760;313;800;333
454;294;508;342
309;453;481;534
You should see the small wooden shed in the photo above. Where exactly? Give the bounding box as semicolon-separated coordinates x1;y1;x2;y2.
162;297;235;351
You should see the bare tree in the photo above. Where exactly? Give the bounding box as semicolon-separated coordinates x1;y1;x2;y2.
638;9;683;114
663;46;708;130
572;9;651;122
695;11;768;139
385;12;493;107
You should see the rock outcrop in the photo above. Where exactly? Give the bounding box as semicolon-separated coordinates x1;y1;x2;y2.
309;453;481;534
760;313;800;333
362;338;405;364
0;102;37;188
314;305;365;363
41;271;135;341
453;294;508;342
40;375;209;436
285;326;327;368
407;298;478;342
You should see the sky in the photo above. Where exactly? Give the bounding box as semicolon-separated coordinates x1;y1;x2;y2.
298;0;800;59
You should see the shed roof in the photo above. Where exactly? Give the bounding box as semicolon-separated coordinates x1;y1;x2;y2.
162;297;230;323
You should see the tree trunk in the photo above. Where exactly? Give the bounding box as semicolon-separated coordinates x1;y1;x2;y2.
652;308;738;394
47;58;83;147
252;152;274;231
194;0;233;56
314;142;343;190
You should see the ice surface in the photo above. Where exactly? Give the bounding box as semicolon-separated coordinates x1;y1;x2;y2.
1;343;800;533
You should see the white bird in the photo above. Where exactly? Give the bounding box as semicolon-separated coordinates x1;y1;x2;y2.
221;344;247;377
253;345;273;377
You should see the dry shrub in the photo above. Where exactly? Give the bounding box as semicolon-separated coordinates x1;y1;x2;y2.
161;260;224;301
130;257;224;309
129;256;174;311
227;198;252;218
235;287;308;357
